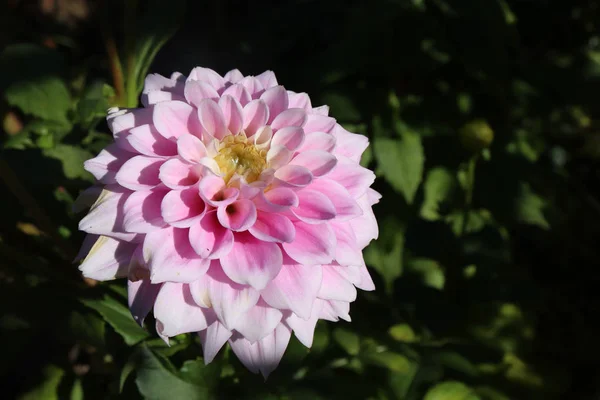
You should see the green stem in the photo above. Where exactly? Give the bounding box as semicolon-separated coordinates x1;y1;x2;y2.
460;155;478;237
101;11;126;106
124;0;139;107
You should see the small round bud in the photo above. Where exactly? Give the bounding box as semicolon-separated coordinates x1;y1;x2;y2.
459;119;494;152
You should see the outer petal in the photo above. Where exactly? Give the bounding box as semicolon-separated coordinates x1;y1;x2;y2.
154;282;209;339
287;91;312;110
291;189;336;223
84;144;132;184
255;70;278;89
122;189;168;233
261;260;323;319
187;67;225;90
318;264;357;302
115;155;164;190
184;80;219;107
220;232;283;290
260;86;289;124
198;99;228;140
331;221;364;266
296;131;336;153
153;101;200;140
282;221;336;265
126;124;177;157
199;320;233;364
289;150;337;177
303;114;336;133
331;125;369;162
78;185;135;240
224;69;244;83
325;155;375;197
308;179;362;221
128;278;161;326
232;299;283;343
79;235;136;280
144;227;210;283
349;193;379;248
271;108;307;131
355;265;376;291
188;211;234;259
286;300;322;347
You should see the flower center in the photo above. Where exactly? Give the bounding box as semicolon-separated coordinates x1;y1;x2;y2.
214;134;267;183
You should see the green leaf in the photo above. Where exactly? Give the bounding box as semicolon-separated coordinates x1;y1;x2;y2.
421;167;458;221
69;311;106;348
120;356;137;393
5;77;71;122
77;82;115;127
42;145;94;182
332;328;360;356
364;220;405;294
514;183;549;229
364;351;414;373
424;381;481;400
70;379;84;400
18;365;64;400
406;257;445;290
179;358;220;391
433;352;479;377
389;324;417;342
374;132;424;203
134;345;210;400
81;295;149;346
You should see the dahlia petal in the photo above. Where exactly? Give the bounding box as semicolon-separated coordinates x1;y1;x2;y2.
248;212;295;243
303;114;336;133
291;189;337;223
220;232;283;290
153;100;200;140
108;108;152;141
266;145;293;170
222;83;252;106
198;99;228;140
128;278;161;326
122;189;168;233
271;108;307;131
273;164;313;188
308;179;362;221
84;144;132;184
287;91;312;110
243;99;270;136
154;282;209;339
217;199;257;232
331;221;364;266
312;105;330;116
270;126;305;151
187;67;225;90
255;70;278;89
261;260;323;319
224;69;244;83
232;299;283;343
218;95;244;134
238;76;264;97
282;221;336;265
161;187;206;227
320;300;351;322
229;323;292;379
367;188;382;205
261;86;289;124
126;124;177;157
74;233;99;262
184;80;219;107
198;175;239;207
296;131;336;153
286;300;322;347
253;125;273;150
177;134;207;164
79;235;136;280
188;211;234;259
331;264;362;285
143;90;186;106
331;125;369;162
158;158;199;189
289;150;337;177
254;187;299;212
144;227;210;283
318;265;357;302
326;155;376;197
79;186;131;238
349;193;379;248
142;73;175;93
199;320;233;364
115;155;163;190
355;265;376;291
141;74;185;107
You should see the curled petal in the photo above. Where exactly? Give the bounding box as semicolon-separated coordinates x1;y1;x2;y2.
177;134;207;164
84;144;133;184
161;187;206;228
217;199;257;232
224;69;244;83
243;99;269;136
126;124;177;157
222;83;252;106
308;179;362;221
254;187;298;212
188;211;234;259
270;126;305;151
291;189;337;223
296;131;336;153
116;155;164;190
198;175;239;207
158;158;199;189
253;125;272;150
238;76;264;97
122;189;167;233
266;145;293;170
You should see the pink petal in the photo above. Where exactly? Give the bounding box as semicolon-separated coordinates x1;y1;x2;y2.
271;108;307;131
78;185;132;238
243;99;269;136
289;150;337;177
84;144;132;184
318;264;357;302
78;235;136;280
319;299;351;322
296;131;336;153
303;114;336;133
253;125;272;149
184;80;219;107
198;175;239;207
218;95;244;134
261;259;322;319
326;155;375;197
224;69;244;83
141;73;185;107
198;99;228;140
255;70;278;89
273;164;313;188
161;187;206;227
143;90;186;106
222;83;251;106
154;282;209;339
158;158;199;189
248;212;295;243
331;125;369;162
349;193;379;248
266;145;293;170
253;187;299;212
153;100;201;140
122;189;168;233
217;199;257;232
187;67;225;90
190;264;260;329
144;227;211;283
115;155;163;190
229;324;292;379
291;189;336;223
308;179;362;221
330;221;364;266
177;134;207;164
238;76;264;97
199;320;233;364
286;300;322;347
367;188;382;205
311;105;330;116
282;221;336;265
188;211;234;259
355;265;376;291
128;278;161;326
270;126;305;151
287;91;312;110
232;299;283;343
260;86;289;124
125;124;177;157
108;107;152;137
220;232;283;290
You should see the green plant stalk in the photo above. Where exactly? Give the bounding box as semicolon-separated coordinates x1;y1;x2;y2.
101;25;126;106
124;0;139;108
460;155;478;237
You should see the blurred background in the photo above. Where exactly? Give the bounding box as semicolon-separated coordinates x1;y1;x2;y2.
2;0;600;399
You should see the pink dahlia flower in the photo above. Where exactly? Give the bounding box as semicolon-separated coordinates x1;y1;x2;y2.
78;67;380;377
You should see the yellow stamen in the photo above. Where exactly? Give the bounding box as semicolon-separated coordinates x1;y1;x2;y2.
213;134;267;183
